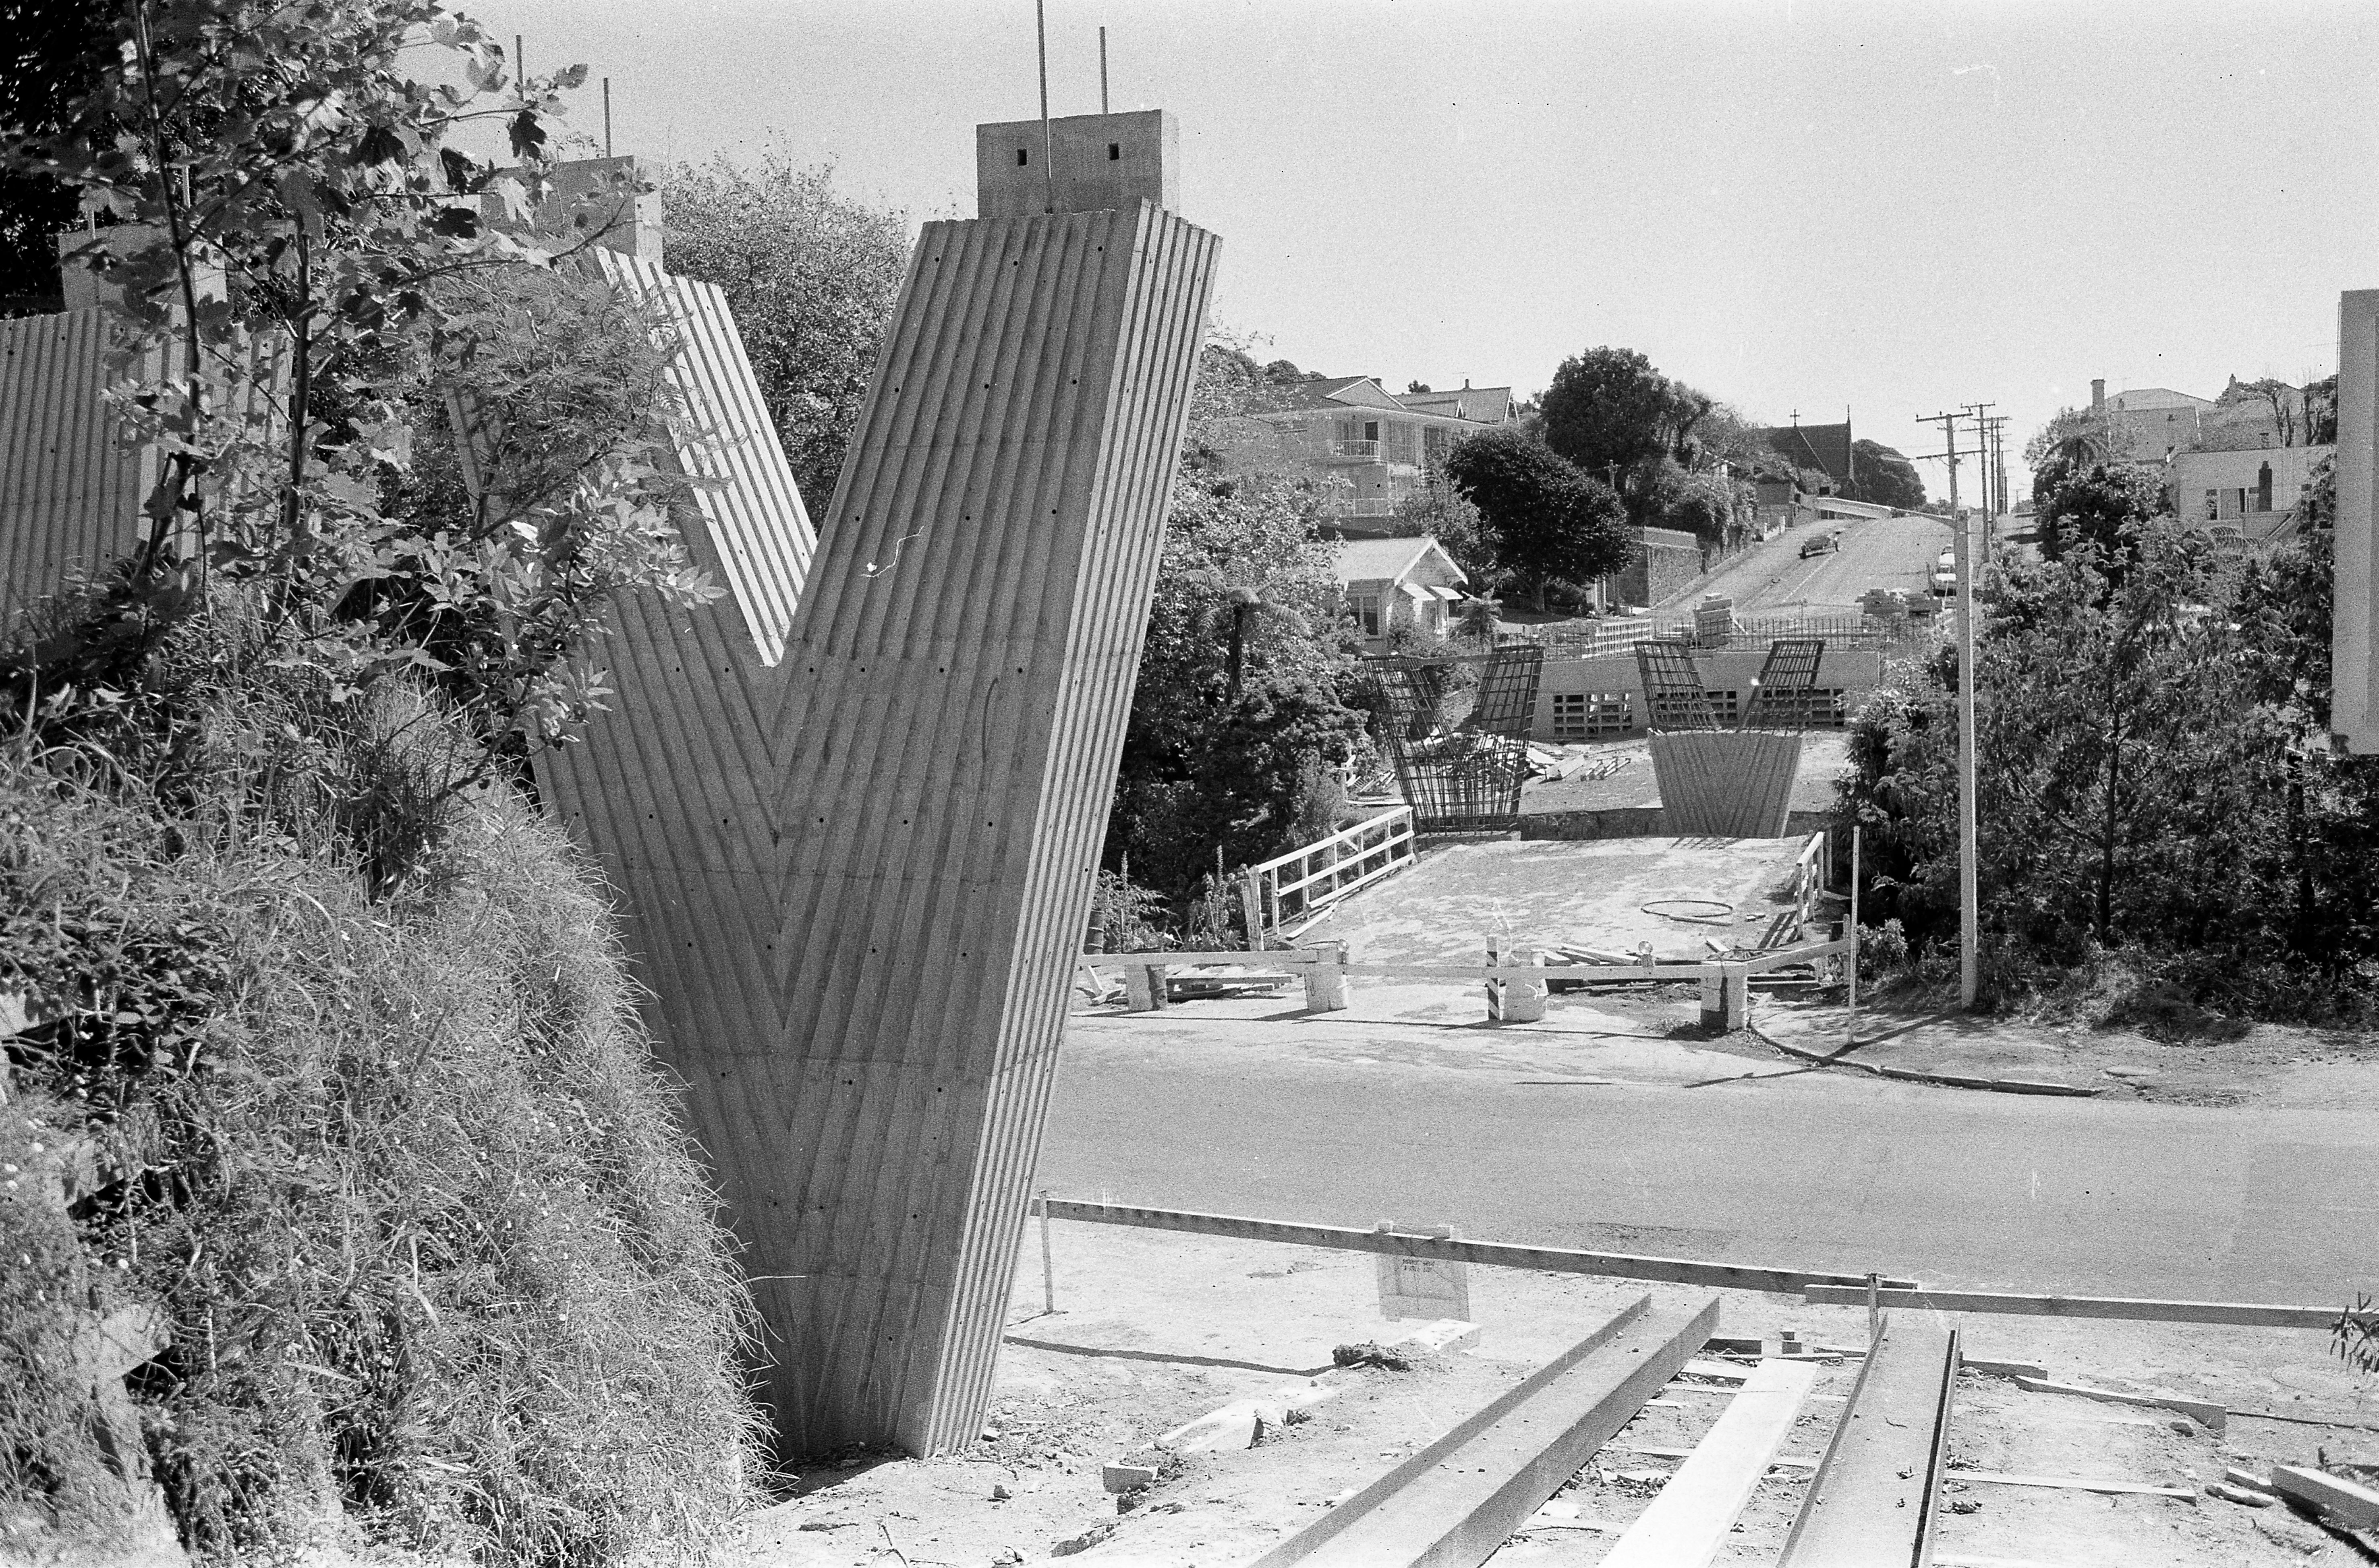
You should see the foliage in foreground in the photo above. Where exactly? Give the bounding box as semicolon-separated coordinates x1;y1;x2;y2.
1104;478;1366;900
661;153;910;507
1839;521;2379;1024
0;603;762;1564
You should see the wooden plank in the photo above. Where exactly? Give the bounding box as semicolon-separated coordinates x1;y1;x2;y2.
1253;1297;1720;1568
1777;1314;1959;1568
1600;1358;1822;1568
1949;1469;2198;1501
1805;1284;2378;1331
1041;1201;1921;1294
2012;1374;2225;1433
2271;1464;2379;1527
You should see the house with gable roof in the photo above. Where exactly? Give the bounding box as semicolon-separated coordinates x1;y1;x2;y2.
1333;534;1467;646
1757;418;1855;495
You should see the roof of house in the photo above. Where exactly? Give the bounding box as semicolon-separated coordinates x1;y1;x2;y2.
1759;421;1853;487
1269;375;1407;414
1395;385;1514;424
1332;534;1464;586
2106;387;2211;413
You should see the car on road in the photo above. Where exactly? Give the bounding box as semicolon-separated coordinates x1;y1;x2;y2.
1800;532;1840;559
1931;549;1958;596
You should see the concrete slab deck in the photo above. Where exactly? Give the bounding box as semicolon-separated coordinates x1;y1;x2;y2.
1295;835;1816;966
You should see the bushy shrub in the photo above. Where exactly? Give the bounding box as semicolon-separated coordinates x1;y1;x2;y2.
0;603;762;1565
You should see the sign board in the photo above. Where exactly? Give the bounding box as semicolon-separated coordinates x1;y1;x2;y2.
1375;1222;1471;1321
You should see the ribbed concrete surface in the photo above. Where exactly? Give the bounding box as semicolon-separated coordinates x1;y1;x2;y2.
591;249;814;661
541;201;1218;1456
0;309;148;621
1648;730;1805;837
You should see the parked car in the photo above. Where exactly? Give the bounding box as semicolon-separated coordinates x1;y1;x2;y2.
1800;532;1839;559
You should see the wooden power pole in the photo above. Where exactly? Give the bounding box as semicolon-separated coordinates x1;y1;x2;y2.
1921;409;1981;1009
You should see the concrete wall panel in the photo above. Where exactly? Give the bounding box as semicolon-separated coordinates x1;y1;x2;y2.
541;201;1218;1458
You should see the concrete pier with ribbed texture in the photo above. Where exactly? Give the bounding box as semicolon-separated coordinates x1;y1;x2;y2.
541;200;1218;1456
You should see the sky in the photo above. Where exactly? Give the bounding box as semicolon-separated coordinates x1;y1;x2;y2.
455;0;2379;503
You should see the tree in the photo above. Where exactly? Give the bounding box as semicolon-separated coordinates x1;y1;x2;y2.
1175;569;1310;700
6;0;718;766
1538;346;1709;478
1105;475;1364;895
1440;427;1630;609
1845;439;1925;510
2032;456;2161;568
2023;406;2118;471
1841;519;2379;1014
662;153;909;505
1388;482;1493;584
0;0;115;312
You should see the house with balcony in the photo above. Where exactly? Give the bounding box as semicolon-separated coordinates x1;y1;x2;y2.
1219;375;1515;520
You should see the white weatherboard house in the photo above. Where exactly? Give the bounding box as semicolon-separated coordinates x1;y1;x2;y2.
1335;535;1466;645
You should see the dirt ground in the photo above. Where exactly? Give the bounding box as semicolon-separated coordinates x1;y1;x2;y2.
734;1223;2379;1568
1752;994;2379;1110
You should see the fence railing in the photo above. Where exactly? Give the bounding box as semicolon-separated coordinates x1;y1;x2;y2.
1245;806;1416;943
1523;610;1938;659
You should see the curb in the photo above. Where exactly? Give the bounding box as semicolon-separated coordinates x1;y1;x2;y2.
1747;1017;2102;1098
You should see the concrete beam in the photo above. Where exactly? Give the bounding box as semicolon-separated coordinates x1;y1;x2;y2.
1252;1295;1720;1568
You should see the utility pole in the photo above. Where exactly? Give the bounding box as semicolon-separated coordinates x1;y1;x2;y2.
1919;408;1981;1010
1962;402;1996;522
1099;25;1109;114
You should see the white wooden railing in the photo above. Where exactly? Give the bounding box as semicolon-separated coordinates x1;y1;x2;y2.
1243;806;1416;945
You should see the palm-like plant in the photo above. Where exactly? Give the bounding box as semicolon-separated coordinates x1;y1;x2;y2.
1179;570;1311;699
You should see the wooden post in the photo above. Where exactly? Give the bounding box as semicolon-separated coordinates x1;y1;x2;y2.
1485;938;1504;1021
1240;867;1264;951
1038;1189;1055;1317
1848;825;1862;1042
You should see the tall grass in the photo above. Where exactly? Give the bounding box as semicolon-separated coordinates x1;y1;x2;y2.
1;600;764;1564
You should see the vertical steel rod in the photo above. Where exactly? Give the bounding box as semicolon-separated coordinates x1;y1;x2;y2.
1035;0;1054;212
603;77;612;158
1038;1189;1055;1315
1100;25;1109;113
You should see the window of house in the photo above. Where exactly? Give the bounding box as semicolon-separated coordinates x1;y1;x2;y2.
1382;421;1419;466
1353;595;1381;637
2204;489;2219;520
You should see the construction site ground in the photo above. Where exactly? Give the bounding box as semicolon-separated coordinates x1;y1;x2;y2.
1290;835;1817;966
738;1220;2379;1566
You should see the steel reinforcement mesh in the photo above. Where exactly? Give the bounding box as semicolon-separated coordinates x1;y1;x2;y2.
1365;646;1545;833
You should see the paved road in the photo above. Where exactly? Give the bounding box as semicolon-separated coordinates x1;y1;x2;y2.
1666;512;1951;616
1038;1014;2379;1308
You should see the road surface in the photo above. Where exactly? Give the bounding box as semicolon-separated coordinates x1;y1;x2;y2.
1663;512;1951;615
1037;1010;2379;1309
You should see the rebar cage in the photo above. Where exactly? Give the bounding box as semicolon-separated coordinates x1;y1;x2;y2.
1364;645;1546;834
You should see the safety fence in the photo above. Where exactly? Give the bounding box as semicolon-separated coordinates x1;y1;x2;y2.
1244;806;1415;945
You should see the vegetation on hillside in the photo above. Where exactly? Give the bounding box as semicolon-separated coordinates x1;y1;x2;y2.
2;0;766;1558
2;611;761;1563
1840;520;2379;1027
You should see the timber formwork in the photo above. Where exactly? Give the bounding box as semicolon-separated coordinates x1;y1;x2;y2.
1366;645;1544;835
539;201;1219;1457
